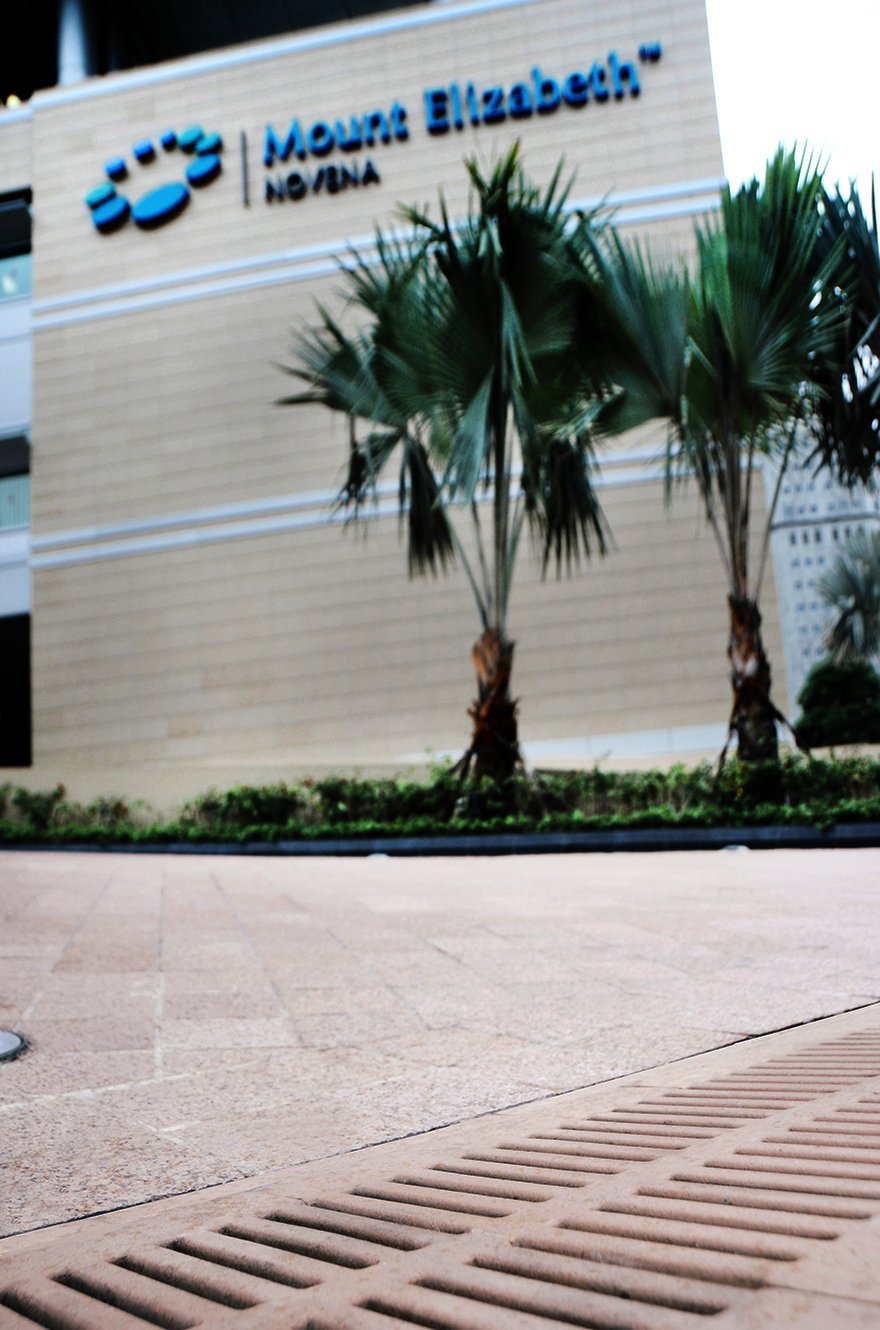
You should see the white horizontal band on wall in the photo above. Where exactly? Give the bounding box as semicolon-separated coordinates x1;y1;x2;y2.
33;449;663;552
502;721;730;761
0;106;33;125
616;193;721;226
30;501;402;569
417;719;733;764
32;256;342;330
33;444;666;553
31;456;667;570
32;181;723;331
34;178;724;318
32;198;717;330
31;486;345;551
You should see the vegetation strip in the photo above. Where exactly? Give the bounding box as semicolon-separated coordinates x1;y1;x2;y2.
3;756;880;849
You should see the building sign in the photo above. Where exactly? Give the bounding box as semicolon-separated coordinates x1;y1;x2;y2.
84;44;662;233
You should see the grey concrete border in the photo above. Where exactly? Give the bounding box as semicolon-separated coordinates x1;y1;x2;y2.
3;821;880;854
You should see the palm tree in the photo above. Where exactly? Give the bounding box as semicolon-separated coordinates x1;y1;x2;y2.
819;528;880;662
280;149;610;781
589;149;846;761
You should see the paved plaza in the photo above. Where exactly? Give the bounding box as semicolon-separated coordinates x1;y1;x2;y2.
2;847;879;1244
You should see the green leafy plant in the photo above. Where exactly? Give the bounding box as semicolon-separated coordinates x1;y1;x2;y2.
10;783;65;830
795;658;880;748
181;783;309;829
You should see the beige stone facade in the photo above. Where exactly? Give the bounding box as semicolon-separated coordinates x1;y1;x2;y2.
0;0;788;806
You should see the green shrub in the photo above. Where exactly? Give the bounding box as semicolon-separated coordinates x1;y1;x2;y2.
181;783;309;829
55;795;141;829
795;659;880;748
310;770;463;824
10;783;66;830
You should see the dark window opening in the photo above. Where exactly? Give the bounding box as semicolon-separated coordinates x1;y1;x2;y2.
0;193;31;260
0;436;29;480
0;614;31;766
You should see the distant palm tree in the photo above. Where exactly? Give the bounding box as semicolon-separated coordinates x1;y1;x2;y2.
280;149;611;780
819;529;880;662
588;149;846;761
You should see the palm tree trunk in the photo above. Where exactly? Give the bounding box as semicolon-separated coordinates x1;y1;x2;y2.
725;595;780;761
464;627;521;782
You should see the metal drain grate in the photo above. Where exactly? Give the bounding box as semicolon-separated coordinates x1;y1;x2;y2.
4;1008;880;1328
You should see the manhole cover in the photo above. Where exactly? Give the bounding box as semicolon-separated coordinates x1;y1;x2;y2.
0;1029;25;1061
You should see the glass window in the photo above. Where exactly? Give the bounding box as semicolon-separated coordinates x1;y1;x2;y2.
0;254;31;301
0;473;29;529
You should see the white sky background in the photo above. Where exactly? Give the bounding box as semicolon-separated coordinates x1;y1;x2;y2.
705;0;878;200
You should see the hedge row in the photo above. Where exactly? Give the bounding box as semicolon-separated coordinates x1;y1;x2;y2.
2;756;880;844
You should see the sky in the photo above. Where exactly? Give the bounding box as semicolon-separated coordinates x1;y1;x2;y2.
705;0;877;200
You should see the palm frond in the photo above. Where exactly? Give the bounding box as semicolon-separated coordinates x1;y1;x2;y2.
442;373;494;502
335;426;401;512
399;438;456;576
520;414;609;571
809;182;880;486
584;229;690;437
818;528;880;661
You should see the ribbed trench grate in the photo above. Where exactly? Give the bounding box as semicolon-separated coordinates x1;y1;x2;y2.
4;1010;880;1328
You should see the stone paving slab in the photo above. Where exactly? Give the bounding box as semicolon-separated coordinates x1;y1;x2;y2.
1;848;880;1246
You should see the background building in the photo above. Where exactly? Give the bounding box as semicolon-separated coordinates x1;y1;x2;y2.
1;0;798;805
0;184;31;767
768;460;880;706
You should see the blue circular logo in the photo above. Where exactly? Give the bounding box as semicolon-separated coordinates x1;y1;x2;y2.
84;127;224;235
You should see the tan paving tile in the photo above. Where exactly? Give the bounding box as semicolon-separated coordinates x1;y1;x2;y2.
0;1050;156;1100
54;942;157;973
160;1016;295;1050
158;1047;283;1076
22;1016;155;1054
162;988;283;1019
0;1097;244;1235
